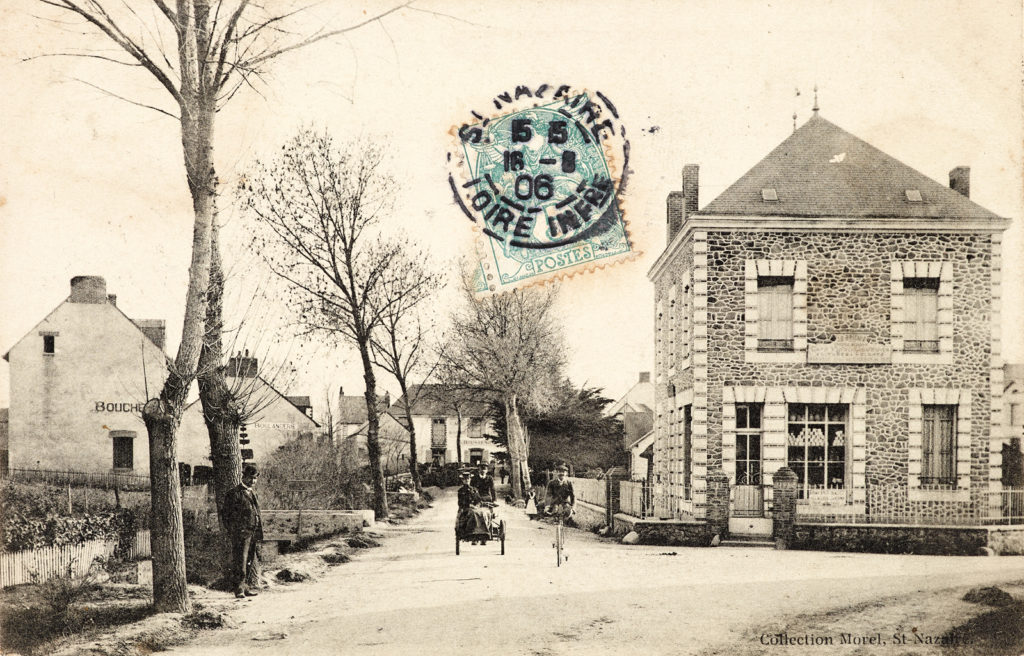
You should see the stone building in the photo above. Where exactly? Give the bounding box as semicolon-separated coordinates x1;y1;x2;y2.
647;112;1011;533
389;384;496;466
3;276;168;474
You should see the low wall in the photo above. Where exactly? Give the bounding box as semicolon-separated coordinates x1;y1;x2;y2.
571;500;606;531
262;510;374;542
632;520;715;547
792;523;990;556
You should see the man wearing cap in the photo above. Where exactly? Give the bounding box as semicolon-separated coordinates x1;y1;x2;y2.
471;463;496;503
223;464;264;598
544;464;575;517
457;469;490;544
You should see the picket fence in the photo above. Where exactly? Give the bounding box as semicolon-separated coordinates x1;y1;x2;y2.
0;529;150;588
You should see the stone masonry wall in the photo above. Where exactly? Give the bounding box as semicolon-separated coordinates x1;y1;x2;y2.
700;230;993;520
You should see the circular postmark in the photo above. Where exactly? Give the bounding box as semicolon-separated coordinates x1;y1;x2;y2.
448;84;633;292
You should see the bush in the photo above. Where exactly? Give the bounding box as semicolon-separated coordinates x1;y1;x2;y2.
260;438;371;510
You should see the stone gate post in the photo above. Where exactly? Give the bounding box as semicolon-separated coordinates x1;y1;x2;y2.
706;468;730;541
772;467;798;550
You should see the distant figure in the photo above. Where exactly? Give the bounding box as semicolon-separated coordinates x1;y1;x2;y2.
471;463;496;502
499;466;509;485
224;464;263;598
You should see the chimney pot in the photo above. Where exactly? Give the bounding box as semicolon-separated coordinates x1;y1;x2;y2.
69;276;107;303
639;371;651;383
107;294;117;306
949;166;970;198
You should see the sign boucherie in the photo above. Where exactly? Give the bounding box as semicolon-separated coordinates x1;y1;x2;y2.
94;401;146;413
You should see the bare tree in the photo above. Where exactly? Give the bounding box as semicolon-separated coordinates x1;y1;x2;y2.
33;0;414;611
441;279;565;500
369;247;442;492
240;130;408;520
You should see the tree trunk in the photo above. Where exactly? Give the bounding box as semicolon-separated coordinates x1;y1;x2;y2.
358;338;389;519
455;407;463;465
137;77;216;612
197;229;242;522
398;382;421;492
504;396;530;500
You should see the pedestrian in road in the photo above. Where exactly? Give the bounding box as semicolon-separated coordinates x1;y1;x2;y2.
471;463;496;502
499;466;508;485
223;464;264;598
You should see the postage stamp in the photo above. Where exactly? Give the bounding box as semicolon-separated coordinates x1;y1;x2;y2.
448;85;634;293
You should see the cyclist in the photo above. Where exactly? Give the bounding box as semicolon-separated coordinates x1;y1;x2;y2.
544;463;575;518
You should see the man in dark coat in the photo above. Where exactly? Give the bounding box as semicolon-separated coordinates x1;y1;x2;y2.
471;463;496;502
223;464;263;598
544;463;575;517
457;469;489;544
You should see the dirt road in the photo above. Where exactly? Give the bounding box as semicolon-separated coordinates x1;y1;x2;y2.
167;490;1024;656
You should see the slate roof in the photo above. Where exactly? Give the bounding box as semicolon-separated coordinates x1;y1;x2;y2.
699;113;1004;221
337;395;387;425
622;410;654;450
388;384;492;418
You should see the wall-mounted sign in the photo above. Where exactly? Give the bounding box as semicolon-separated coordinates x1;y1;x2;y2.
94;401;145;413
807;333;890;364
253;422;296;430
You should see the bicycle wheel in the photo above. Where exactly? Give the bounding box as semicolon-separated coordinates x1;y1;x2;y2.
555;522;563;567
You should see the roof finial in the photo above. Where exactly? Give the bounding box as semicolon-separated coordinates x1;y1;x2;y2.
812;84;820;114
792;111;798;132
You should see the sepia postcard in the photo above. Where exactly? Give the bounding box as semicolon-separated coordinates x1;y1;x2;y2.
0;1;1022;654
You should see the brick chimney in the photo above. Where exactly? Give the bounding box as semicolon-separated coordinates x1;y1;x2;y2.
227;350;258;377
107;294;117;306
134;319;166;351
666;165;699;243
69;276;107;303
949;166;970;198
639;371;651;383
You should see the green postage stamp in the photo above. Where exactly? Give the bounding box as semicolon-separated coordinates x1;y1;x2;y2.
449;85;634;293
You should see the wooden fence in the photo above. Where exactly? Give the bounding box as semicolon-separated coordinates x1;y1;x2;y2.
567;477;607;508
0;530;150;588
4;467;151;491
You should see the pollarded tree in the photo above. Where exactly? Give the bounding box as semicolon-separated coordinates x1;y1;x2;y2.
441;278;565;500
241;130;406;520
33;0;415;611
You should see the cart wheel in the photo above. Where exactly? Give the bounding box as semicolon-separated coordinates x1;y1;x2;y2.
499;520;506;555
455;534;460;555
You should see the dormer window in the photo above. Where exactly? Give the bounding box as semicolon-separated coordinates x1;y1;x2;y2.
761;188;779;202
905;189;923;202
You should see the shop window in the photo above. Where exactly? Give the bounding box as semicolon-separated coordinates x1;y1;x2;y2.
903;278;939;352
922;405;956;486
735;403;763;486
787;403;847;498
757;277;794;351
43;335;55;354
112;434;134;470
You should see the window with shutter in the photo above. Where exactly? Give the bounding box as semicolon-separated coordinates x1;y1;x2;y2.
431;418;447;447
922;405;956;485
758;277;793;351
904;278;939;352
113;435;134;470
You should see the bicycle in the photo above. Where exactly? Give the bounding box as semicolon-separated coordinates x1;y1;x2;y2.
545;503;574;567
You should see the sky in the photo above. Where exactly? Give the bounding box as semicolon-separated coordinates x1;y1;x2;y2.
1;0;1021;412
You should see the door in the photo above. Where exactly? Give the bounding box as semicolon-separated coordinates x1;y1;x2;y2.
734;404;764;517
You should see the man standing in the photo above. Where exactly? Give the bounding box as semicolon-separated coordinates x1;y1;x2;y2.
223;464;263;598
544;463;575;516
471;463;496;502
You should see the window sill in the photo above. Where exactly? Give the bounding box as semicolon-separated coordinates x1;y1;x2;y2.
745;350;804;364
908;488;970;502
892;351;953;365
